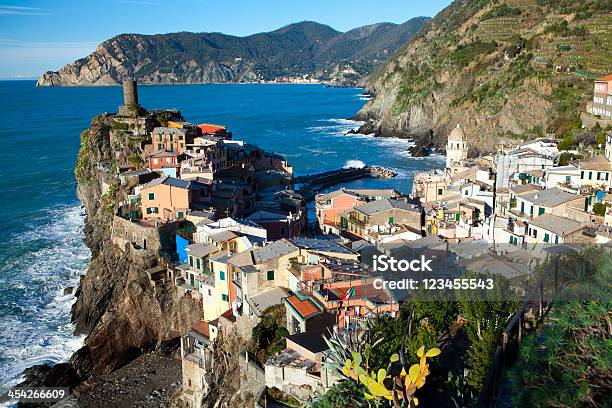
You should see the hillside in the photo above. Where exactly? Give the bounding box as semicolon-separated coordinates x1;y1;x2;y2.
36;18;429;87
356;0;611;155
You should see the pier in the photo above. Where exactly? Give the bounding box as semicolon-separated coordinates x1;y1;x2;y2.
294;166;396;200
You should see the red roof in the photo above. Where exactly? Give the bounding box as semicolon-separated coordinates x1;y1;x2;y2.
596;74;612;82
285;295;320;318
197;123;227;134
191;321;210;338
220;308;236;322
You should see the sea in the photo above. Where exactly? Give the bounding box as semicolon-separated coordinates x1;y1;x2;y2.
0;81;445;391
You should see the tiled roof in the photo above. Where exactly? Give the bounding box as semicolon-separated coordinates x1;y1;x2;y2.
191;321;210;338
284;295;321;319
141;176;191;190
288;237;355;255
519;187;579;207
595;74;612;82
355;198;419;215
579;155;612;171
209;230;238;243
150;150;180;158
510;184;541;195
187;243;219;258
152;127;188;135
530;214;583;236
255;239;298;263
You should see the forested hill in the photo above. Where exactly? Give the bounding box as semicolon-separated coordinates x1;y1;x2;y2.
36;18;429;86
356;0;611;154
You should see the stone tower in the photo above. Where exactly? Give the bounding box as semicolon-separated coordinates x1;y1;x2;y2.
446;124;468;169
119;79;140;116
123;79;138;106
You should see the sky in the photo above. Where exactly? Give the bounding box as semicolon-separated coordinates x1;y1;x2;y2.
0;0;452;79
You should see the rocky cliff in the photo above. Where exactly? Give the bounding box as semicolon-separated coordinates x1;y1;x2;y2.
356;0;611;155
36;19;429;87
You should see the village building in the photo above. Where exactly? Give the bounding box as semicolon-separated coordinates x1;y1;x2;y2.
511;187;584;221
180;321;213;408
590;74;612;119
151;126;197;154
525;213;586;244
577;155;612;191
315;188;402;233
343;198;422;243
148;150;182;177
264;329;335;398
195;217;267;246
227;239;301;316
197;123;232;139
446;124;468;170
544;165;581;190
141;176;211;221
412;170;450;203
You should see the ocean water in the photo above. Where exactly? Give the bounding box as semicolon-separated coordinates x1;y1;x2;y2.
0;81;444;391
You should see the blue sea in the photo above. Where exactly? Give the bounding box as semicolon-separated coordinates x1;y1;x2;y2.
0;81;444;391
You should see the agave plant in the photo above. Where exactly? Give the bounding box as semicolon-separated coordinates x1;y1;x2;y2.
323;323;384;381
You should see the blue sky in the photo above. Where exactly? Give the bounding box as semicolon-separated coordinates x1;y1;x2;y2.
0;0;452;79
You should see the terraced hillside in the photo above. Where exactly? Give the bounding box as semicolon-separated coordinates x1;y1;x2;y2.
357;0;611;154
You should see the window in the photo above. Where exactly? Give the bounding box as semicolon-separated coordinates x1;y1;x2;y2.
208;289;212;296
148;192;155;200
565;176;571;183
153;158;158;165
589;171;593;180
520;202;525;213
389;216;394;224
178;211;184;219
146;207;152;214
221;294;229;302
533;229;538;238
158;135;162;142
555;235;559;244
169;134;173;142
544;233;550;243
196;258;200;269
153;207;159;214
438;188;443;196
538;207;545;216
581;171;585;179
189;256;193;267
220;271;225;280
267;270;274;281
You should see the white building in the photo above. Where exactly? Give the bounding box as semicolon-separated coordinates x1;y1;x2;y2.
544;165;581;189
446;124;468;170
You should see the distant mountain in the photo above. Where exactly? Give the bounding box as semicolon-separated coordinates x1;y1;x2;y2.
36;18;430;87
357;0;611;154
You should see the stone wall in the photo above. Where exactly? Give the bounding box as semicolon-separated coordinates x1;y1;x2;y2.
239;352;265;402
111;215;179;257
581;112;612;130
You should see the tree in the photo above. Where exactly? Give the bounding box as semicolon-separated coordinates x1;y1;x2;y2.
314;380;368;408
457;272;520;388
250;305;289;363
592;202;608;216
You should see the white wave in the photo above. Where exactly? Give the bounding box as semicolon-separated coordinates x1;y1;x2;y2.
0;205;89;393
343;160;366;169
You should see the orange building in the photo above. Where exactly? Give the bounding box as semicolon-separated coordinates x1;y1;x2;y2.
197;123;232;139
140;176;211;221
315;190;364;234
